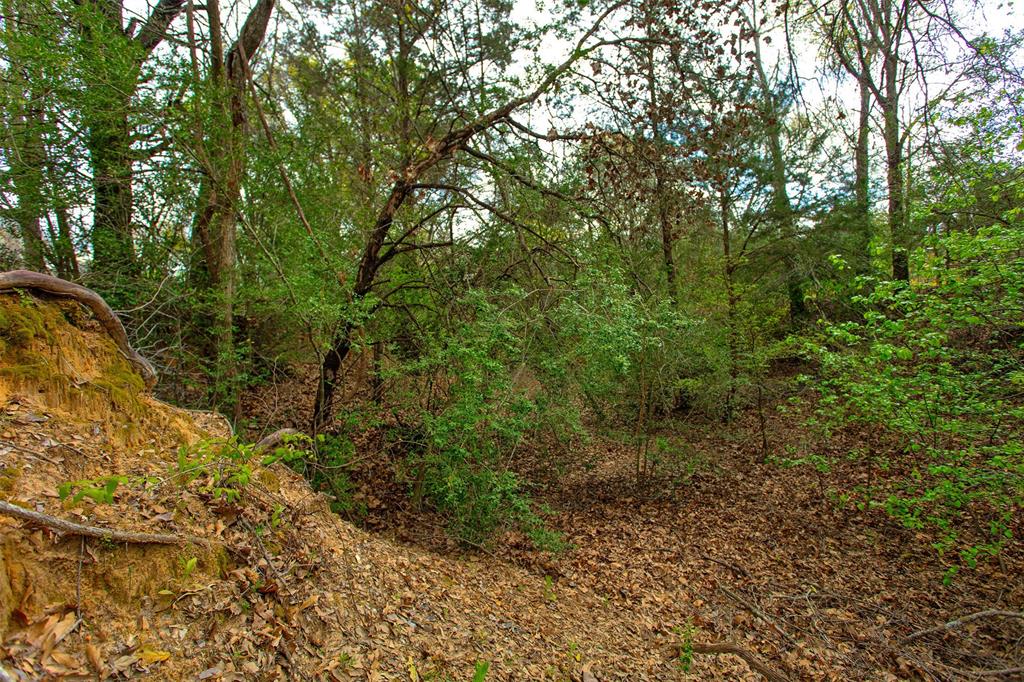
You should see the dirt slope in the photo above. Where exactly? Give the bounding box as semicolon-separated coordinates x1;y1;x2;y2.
0;294;761;680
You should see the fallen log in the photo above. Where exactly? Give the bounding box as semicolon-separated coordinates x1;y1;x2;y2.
255;428;304;451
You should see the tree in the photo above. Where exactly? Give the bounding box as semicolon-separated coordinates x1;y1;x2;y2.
188;0;277;418
309;0;627;432
76;0;185;282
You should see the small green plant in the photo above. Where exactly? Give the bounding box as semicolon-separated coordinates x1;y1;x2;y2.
175;436;310;503
58;475;127;505
179;556;198;582
270;504;285;528
472;661;490;682
543;575;557;603
672;620;697;671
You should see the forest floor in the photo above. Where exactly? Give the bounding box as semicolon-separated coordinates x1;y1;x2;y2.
1;293;1022;680
320;380;1024;681
237;359;1024;680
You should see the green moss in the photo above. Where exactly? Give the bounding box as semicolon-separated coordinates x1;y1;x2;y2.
0;466;21;493
0;297;55;349
0;361;54;382
85;356;146;416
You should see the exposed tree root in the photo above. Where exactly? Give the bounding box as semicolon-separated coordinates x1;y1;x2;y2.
0;270;157;388
0;499;181;545
687;642;792;682
255;428;303;451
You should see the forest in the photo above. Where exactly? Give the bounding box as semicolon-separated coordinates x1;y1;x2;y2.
0;0;1022;678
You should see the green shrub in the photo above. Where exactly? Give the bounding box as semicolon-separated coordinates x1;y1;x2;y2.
809;225;1024;573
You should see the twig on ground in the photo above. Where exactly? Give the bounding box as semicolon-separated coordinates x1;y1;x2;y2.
0;439;61;466
698;552;751;579
902;609;1024;643
688;641;792;682
721;585;798;646
0;499;184;545
75;537;84;619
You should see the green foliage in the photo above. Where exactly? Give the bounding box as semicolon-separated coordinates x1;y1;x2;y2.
175;436;311;503
58;475;127;505
553;267;707;424
384;291;562;549
288;433;361;518
809;224;1024;568
672;620;697;672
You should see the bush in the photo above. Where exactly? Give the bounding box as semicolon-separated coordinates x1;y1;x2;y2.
809;225;1024;574
385;291;561;549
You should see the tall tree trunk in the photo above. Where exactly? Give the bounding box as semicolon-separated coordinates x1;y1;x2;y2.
720;185;738;422
10;108;48;273
190;0;276;419
79;0;138;282
312;182;406;433
77;0;186;287
750;23;804;320
883;51;908;282
766;124;804;320
854;73;872;273
86;96;137;280
4;0;49;273
45;208;79;279
643;24;676;299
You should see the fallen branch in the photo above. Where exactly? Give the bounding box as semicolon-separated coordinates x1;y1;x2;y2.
699;552;752;579
721;586;798;646
0;500;181;545
689;642;792;682
0;270;157;388
902;609;1024;643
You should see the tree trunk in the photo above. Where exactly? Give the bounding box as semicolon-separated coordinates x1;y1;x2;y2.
87;97;137;280
644;28;677;299
5;4;49;274
720;186;738;422
189;0;276;419
10;109;48;272
78;0;139;282
312;183;405;433
46;207;79;279
751;24;804;320
883;50;908;282
76;0;187;286
854;74;872;273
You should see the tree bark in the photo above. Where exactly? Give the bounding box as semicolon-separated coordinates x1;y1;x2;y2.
883;50;908;282
10;111;49;273
720;186;738;422
642;10;677;300
190;0;276;419
854;73;872;273
77;0;186;285
4;0;49;273
750;20;804;320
